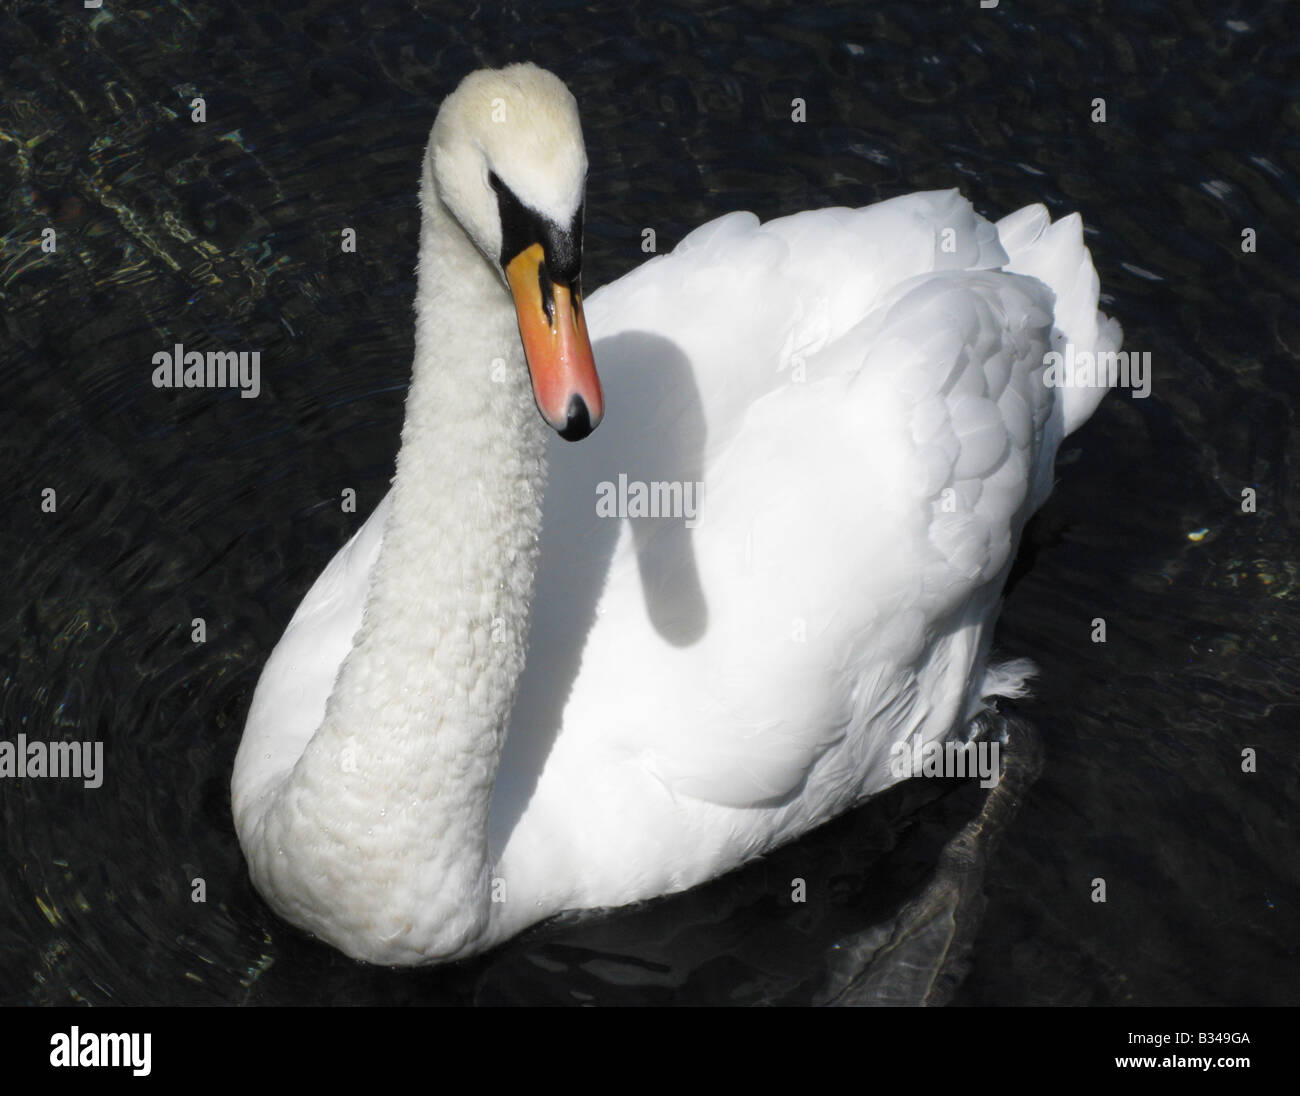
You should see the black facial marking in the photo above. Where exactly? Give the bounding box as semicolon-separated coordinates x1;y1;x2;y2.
538;263;555;326
547;200;583;284
490;171;583;285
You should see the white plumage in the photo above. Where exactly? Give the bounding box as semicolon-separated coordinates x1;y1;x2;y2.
232;64;1119;965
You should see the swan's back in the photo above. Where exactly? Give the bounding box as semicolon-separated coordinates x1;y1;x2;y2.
490;191;1119;913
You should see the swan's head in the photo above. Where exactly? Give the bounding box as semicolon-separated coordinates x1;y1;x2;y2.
430;63;602;441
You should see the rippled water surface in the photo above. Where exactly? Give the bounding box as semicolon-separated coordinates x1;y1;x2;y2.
1;0;1297;1006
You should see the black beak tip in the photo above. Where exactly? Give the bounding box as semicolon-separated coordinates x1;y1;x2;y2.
556;395;599;442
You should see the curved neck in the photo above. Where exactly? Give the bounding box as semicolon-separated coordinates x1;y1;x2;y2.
258;155;548;962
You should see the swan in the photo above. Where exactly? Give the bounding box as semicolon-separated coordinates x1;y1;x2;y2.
231;62;1121;966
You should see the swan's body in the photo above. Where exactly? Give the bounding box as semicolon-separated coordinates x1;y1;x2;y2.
232;64;1120;965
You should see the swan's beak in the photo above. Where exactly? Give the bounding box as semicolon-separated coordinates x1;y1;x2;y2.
505;243;603;441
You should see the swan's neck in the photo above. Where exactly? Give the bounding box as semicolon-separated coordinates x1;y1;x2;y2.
257;157;547;963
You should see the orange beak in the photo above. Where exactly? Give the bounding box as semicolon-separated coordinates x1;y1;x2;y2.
505;243;603;440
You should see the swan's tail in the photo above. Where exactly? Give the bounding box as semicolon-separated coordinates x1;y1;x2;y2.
979;655;1037;703
996;204;1123;437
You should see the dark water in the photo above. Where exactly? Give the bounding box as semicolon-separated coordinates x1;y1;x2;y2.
1;0;1297;1006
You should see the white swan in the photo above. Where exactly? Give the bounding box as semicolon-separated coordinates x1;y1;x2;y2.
232;63;1121;965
